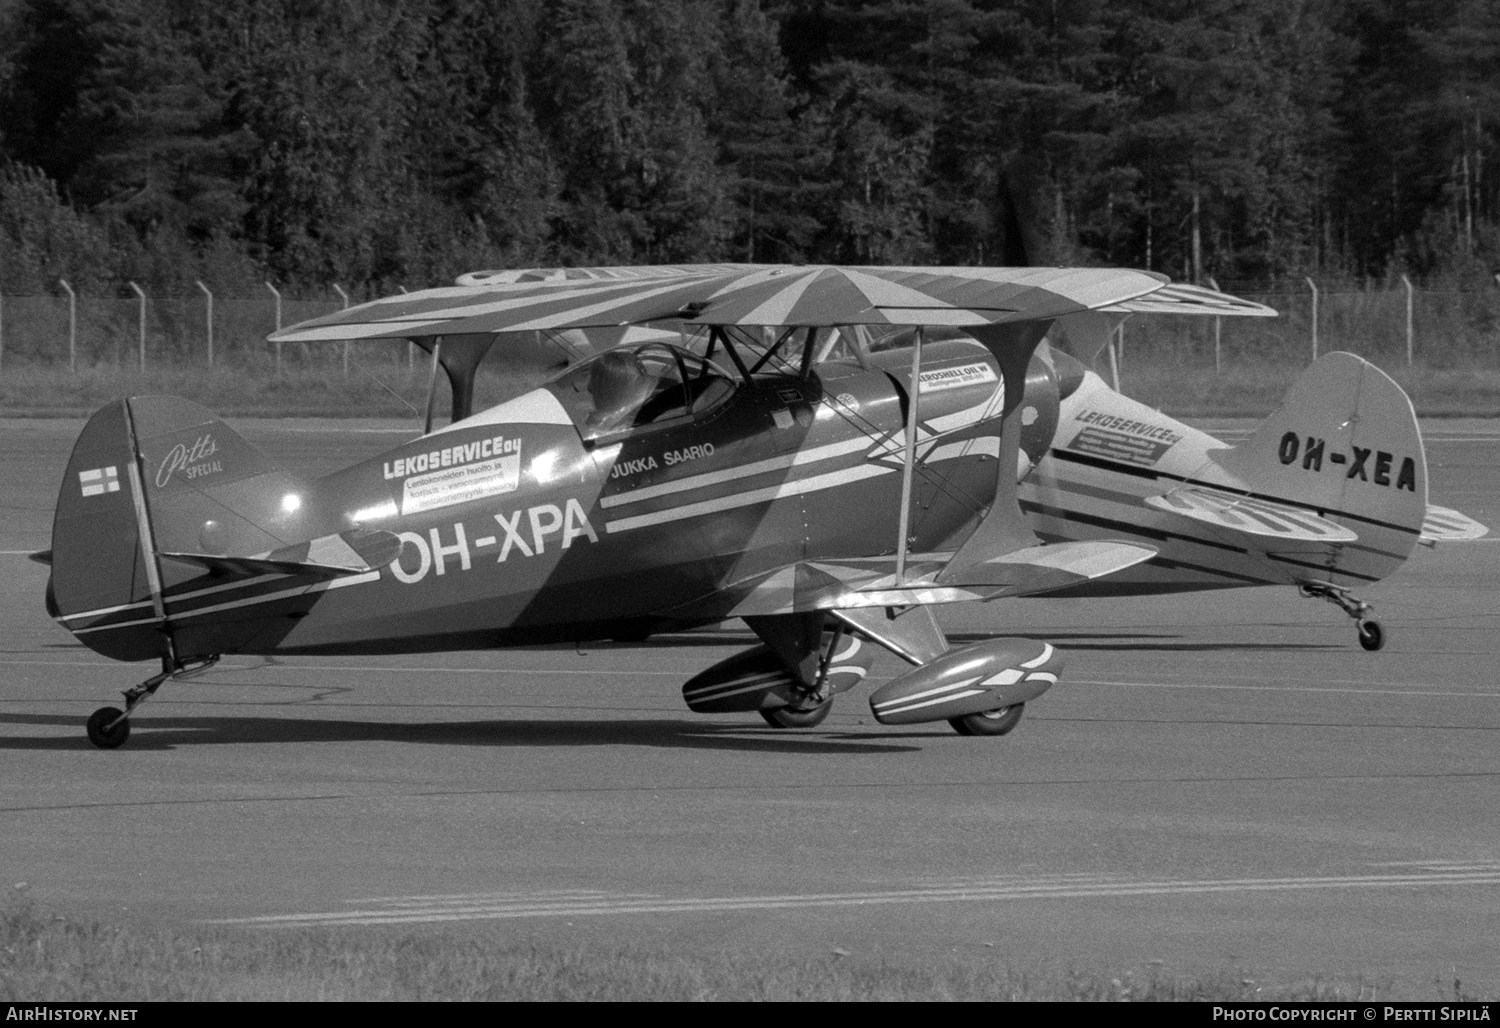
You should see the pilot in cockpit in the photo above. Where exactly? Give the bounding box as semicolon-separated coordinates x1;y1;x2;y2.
585;350;654;436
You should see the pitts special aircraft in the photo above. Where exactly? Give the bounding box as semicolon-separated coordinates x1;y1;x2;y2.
39;264;1484;750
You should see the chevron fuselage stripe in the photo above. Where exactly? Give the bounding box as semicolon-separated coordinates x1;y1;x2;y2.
1050;449;1421;536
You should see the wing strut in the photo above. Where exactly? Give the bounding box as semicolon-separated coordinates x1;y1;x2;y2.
421;338;443;434
895;326;924;584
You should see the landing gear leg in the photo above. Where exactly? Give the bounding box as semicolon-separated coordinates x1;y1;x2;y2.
86;649;219;749
760;622;847;729
1299;581;1384;651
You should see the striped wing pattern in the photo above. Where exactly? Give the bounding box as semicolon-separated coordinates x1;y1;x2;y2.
1420;504;1489;542
269;265;1272;343
1145;488;1359;542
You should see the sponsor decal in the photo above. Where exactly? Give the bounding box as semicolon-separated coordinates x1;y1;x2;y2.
1067;427;1174;466
917;361;998;394
388;498;598;585
78;465;119;497
383;435;520;480
156;434;221;487
1071;409;1183;445
1065;409;1183;466
386;435;523;516
772;409;795;430
1277;432;1417;491
835;392;859;410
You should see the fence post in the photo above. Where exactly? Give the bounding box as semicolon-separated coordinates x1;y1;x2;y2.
1304;276;1319;362
332;284;350;377
1402;274;1414;366
398;286;412;374
1206;276;1223;374
58;279;76;373
266;281;282;377
128;282;147;373
195;280;214;366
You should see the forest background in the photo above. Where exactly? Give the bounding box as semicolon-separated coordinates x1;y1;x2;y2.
2;0;1499;303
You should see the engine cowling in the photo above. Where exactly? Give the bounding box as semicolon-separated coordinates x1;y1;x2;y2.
682;633;875;713
867;638;1062;725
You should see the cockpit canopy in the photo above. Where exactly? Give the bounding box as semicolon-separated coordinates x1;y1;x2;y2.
546;343;737;442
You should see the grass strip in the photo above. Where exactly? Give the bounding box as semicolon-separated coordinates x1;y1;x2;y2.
1;900;1487;1002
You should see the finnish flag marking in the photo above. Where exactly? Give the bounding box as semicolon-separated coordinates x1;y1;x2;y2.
79;466;120;497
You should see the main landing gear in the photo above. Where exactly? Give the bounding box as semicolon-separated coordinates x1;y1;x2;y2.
86;651;219;749
759;621;849;730
1299;581;1384;651
949;703;1025;737
761;702;833;729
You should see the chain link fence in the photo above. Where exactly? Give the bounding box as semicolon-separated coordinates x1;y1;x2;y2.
0;292;350;370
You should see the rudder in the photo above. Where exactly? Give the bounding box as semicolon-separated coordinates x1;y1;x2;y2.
1213;352;1426;578
50;396;305;660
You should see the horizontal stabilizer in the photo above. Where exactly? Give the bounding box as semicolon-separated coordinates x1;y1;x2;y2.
1145;487;1358;543
1420;504;1489;543
160;530;401;580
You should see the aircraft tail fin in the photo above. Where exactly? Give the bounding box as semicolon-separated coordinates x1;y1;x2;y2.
49;397;312;660
1209;352;1427;580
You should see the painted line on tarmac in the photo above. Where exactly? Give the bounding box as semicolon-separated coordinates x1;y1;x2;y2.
0;658;686;677
1072;678;1500;699
207;867;1500;928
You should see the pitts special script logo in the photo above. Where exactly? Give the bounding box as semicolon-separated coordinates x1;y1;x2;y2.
1278;432;1417;491
156;434;221;487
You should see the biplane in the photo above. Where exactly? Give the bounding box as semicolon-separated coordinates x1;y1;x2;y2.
37;264;1482;750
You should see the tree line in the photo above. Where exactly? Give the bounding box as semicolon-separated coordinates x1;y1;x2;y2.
0;0;1496;300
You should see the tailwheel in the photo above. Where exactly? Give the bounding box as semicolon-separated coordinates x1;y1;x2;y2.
761;701;833;729
949;703;1024;737
86;707;130;749
1299;581;1384;651
83;652;218;750
1357;619;1385;652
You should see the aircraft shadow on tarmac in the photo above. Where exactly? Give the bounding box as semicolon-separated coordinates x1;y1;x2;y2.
0;712;920;754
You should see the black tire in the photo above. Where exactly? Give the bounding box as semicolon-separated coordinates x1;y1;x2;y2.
1357;619;1385;652
949;703;1025;737
86;707;130;749
760;701;833;729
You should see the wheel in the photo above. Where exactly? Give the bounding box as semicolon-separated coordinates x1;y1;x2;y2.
949;703;1025;737
86;707;130;749
1357;619;1384;652
760;701;833;729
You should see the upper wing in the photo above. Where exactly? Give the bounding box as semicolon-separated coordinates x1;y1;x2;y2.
1095;282;1278;317
268;265;1274;343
